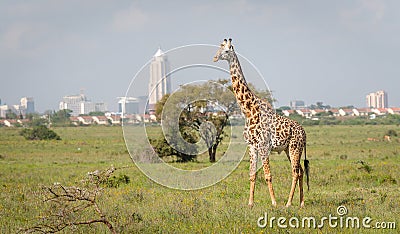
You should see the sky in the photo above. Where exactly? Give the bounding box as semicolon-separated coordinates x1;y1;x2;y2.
1;0;399;112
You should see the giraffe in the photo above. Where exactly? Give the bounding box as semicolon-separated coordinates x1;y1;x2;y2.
213;38;309;207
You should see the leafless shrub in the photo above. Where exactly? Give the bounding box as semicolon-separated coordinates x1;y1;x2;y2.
20;166;131;234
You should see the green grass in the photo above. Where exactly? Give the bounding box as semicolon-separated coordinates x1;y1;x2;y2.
0;125;399;233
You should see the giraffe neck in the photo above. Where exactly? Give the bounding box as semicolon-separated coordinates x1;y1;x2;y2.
229;53;260;116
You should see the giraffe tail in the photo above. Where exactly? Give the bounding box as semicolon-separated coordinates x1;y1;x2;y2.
304;143;310;191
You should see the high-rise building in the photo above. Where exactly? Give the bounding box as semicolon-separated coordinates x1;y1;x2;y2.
59;92;106;116
148;48;171;109
81;102;107;114
20;97;35;114
59;93;87;116
117;96;148;115
118;97;139;114
366;90;388;108
0;105;9;118
290;100;305;110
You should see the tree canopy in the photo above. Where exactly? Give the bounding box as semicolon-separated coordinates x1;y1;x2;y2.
152;79;274;162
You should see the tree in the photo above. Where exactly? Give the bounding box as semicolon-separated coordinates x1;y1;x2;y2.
51;109;72;126
152;79;275;162
89;111;105;116
26;113;48;127
153;79;275;162
5;109;17;119
153;80;237;162
155;94;170;122
310;102;331;110
149;128;198;162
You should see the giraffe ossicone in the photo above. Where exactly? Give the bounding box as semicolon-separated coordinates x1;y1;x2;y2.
214;38;310;208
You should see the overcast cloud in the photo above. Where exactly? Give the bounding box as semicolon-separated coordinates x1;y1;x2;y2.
1;0;399;112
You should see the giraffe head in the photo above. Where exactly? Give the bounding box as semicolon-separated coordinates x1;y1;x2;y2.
213;38;235;62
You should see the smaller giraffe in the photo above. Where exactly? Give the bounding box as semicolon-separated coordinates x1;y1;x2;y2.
214;39;309;207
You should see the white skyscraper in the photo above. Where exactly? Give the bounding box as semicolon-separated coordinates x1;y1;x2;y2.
20;97;35;114
59;93;87;116
366;90;388;108
117;97;140;115
148;48;171;109
59;92;107;116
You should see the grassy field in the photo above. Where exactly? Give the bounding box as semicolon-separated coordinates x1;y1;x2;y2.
0;125;399;233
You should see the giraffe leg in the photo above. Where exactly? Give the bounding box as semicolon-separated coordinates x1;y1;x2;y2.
299;165;305;208
248;145;257;208
285;146;302;207
249;174;256;208
285;165;299;207
261;156;277;206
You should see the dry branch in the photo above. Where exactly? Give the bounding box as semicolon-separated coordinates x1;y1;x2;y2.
20;165;132;234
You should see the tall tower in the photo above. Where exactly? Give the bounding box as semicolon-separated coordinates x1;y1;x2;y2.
20;97;35;114
148;47;171;109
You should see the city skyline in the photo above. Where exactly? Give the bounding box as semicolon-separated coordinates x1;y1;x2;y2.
0;88;394;116
1;1;399;112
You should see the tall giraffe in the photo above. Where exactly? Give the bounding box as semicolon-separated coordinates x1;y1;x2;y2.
213;39;309;207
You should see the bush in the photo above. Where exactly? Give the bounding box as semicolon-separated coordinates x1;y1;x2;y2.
20;126;61;140
149;128;198;162
386;129;398;137
104;174;130;188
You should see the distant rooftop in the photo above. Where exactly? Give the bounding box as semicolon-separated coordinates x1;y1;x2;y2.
153;47;164;57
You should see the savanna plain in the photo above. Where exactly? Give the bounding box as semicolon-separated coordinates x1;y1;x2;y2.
0;125;399;233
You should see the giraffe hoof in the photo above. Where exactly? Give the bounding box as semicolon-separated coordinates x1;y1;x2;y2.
248;202;254;208
271;201;277;207
300;202;305;208
285;203;292;208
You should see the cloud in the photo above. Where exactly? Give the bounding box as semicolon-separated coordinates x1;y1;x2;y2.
339;0;386;30
360;0;386;22
111;4;149;32
0;22;52;57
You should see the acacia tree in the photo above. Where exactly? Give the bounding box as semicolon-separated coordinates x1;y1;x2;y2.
154;79;274;162
185;106;229;162
155;80;236;162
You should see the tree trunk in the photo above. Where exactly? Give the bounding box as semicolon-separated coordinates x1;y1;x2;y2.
209;144;219;163
209;147;216;163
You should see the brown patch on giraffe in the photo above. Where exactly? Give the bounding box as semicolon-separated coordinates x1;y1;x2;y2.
240;85;245;94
